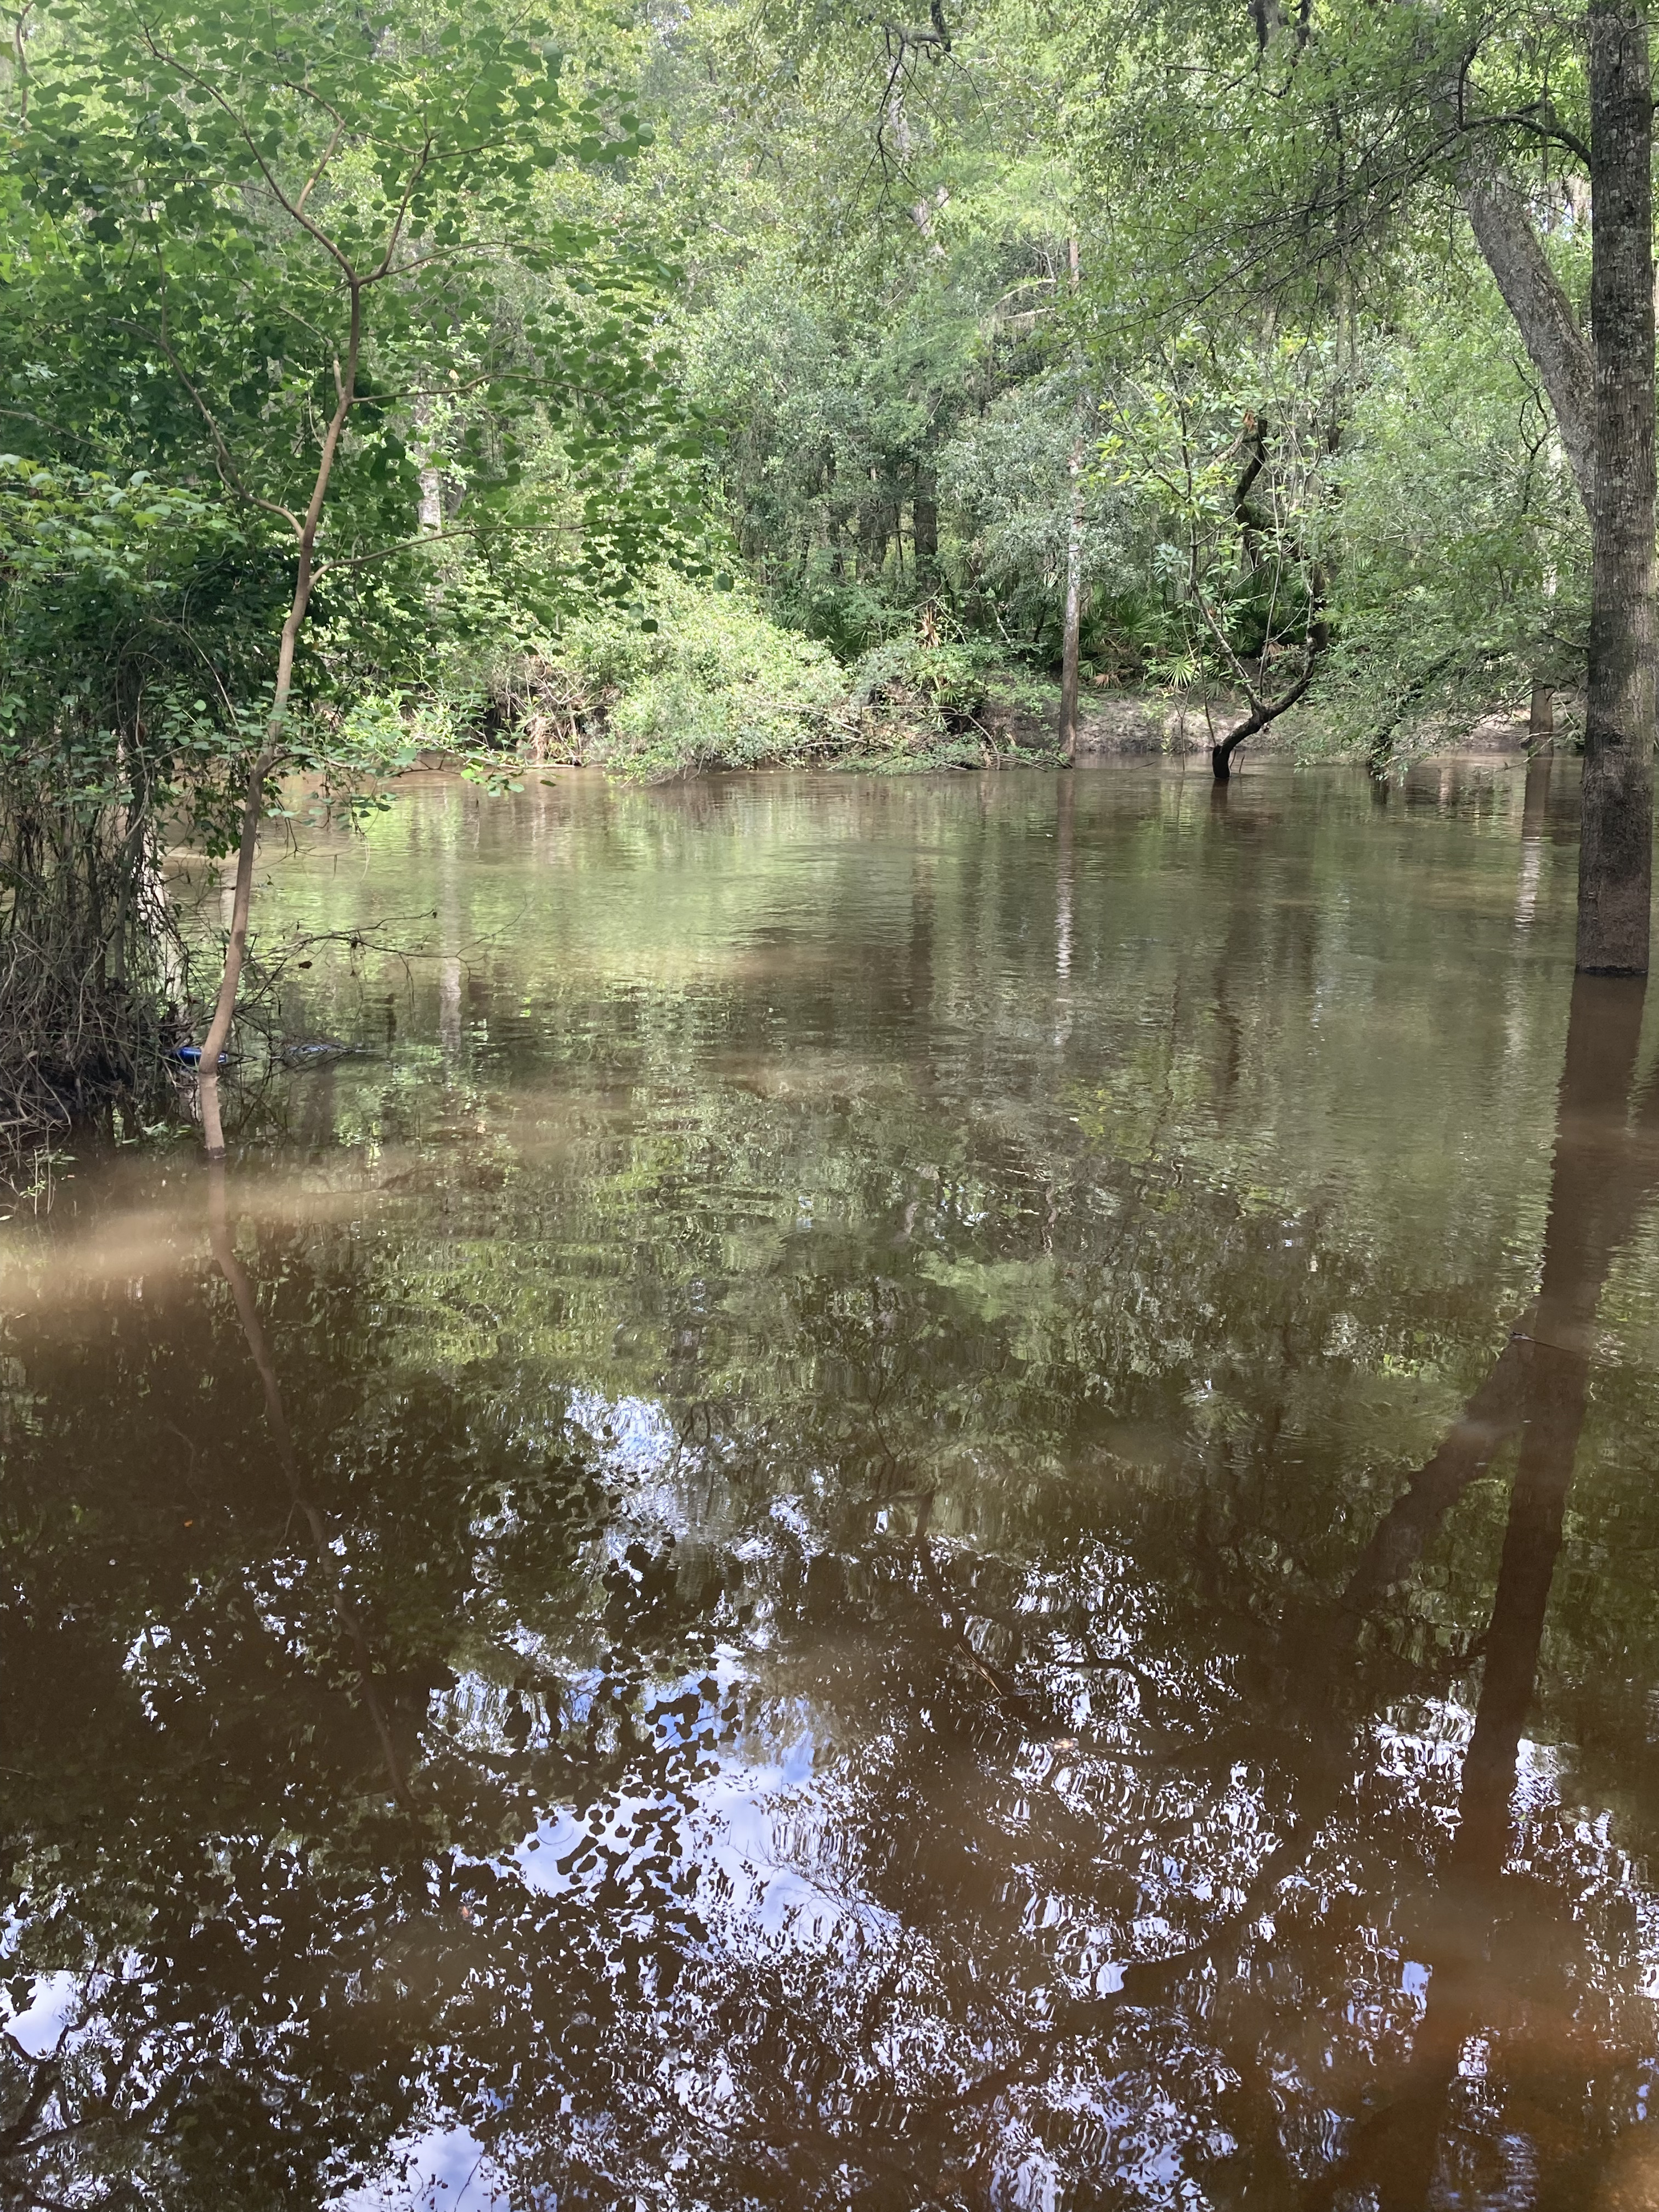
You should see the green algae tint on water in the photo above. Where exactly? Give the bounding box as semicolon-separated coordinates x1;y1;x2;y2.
6;757;1659;2211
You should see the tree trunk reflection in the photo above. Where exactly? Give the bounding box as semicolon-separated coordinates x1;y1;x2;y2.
1316;975;1650;2208
205;1165;412;1810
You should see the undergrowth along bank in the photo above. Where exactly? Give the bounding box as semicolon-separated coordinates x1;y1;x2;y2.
477;573;1066;778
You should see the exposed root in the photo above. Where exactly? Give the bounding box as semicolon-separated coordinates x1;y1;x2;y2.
0;800;186;1158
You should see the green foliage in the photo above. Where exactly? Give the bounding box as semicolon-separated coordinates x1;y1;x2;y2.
847;630;999;727
1309;275;1588;761
494;588;1037;780
677;253;978;654
0;0;717;1121
647;0;1090;665
1100;335;1339;716
13;0;698;676
0;0;1619;1143
1059;0;1598;749
937;375;1146;658
635;0;1599;766
1075;0;1583;327
548;573;847;776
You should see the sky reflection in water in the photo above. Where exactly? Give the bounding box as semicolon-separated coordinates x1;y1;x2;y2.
4;757;1659;2209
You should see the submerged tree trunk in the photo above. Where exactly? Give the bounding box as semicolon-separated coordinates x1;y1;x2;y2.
1210;565;1330;780
194;652;298;1158
1202;408;1330;780
1578;0;1656;974
1528;679;1554;747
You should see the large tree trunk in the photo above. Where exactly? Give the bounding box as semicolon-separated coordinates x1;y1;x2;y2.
1463;177;1598;514
1578;0;1656;975
1457;25;1654;973
1461;22;1654;974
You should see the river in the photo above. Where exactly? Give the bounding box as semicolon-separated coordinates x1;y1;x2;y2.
3;755;1658;2209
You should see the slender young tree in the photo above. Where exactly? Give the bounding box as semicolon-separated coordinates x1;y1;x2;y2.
24;0;685;1152
1059;238;1084;758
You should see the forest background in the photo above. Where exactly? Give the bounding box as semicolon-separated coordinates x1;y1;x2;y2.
0;0;1608;1135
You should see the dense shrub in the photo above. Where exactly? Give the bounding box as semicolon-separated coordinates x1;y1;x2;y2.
540;575;846;777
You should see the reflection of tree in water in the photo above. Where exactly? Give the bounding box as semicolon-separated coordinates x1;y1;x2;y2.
1304;979;1659;2211
0;1223;720;2209
5;978;1659;2205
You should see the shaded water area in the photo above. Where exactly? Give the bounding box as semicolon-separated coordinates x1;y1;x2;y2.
8;755;1659;2208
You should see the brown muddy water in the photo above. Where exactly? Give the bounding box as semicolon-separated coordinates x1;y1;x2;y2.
4;755;1659;2211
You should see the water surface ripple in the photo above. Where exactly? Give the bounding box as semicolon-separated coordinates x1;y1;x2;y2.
5;757;1659;2211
